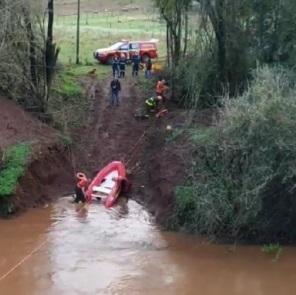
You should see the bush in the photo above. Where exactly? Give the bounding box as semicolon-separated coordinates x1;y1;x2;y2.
0;144;31;198
171;66;296;243
49;67;87;132
171;48;218;108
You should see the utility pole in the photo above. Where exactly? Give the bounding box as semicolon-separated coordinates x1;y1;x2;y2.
76;0;80;64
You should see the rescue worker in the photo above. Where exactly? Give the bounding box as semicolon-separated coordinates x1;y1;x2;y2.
74;172;89;204
110;77;121;106
134;96;162;119
156;78;169;103
119;54;126;78
145;96;160;116
112;55;120;78
132;54;140;77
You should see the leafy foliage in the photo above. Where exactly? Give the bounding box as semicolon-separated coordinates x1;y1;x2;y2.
171;67;296;242
0;144;31;198
0;1;56;111
159;0;296;107
49;67;87;132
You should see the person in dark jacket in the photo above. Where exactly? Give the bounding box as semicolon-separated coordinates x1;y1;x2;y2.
112;176;132;198
110;78;121;106
112;56;120;78
145;57;152;79
132;54;141;77
119;54;126;78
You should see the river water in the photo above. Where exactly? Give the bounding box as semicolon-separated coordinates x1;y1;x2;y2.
0;197;296;295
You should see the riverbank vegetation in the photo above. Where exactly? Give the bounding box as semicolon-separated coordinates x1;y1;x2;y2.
0;144;30;198
0;144;31;214
171;67;296;242
154;0;296;242
0;0;59;112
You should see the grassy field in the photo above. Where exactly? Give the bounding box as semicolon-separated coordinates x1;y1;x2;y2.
49;1;166;137
54;0;166;66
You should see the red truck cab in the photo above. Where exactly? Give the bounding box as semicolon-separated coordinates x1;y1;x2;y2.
94;40;158;64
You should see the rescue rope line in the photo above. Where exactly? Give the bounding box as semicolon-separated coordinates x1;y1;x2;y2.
0;239;47;283
124;129;149;167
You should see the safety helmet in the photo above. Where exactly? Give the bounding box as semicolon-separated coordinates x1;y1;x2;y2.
76;172;87;180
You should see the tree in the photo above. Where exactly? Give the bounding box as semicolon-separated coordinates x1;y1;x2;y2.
0;0;59;112
45;0;59;102
154;0;191;67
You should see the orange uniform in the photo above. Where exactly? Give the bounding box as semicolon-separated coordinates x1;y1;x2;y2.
77;178;88;189
156;80;168;96
75;173;89;203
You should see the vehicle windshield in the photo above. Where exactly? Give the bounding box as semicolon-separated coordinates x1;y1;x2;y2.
109;42;124;50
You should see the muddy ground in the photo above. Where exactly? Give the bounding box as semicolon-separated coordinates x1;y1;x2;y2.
0;69;212;222
71;71;188;223
0;98;56;149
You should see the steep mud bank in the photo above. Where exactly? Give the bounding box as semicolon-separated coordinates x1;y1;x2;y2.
0;97;73;215
10;144;73;214
140;113;188;224
141;109;218;225
0;98;57;149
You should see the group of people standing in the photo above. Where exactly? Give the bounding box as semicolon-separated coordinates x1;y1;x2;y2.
111;53;152;79
110;54;152;106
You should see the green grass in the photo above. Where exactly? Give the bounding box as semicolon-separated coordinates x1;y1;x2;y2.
54;69;82;98
54;12;166;64
65;64;110;78
49;65;90;131
0;144;31;198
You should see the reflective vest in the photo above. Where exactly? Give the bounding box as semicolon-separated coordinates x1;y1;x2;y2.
145;97;156;108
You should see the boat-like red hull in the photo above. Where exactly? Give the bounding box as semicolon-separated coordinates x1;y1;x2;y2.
86;161;126;208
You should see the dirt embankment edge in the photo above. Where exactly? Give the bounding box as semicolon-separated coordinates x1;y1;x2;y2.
0;97;74;215
9;144;74;214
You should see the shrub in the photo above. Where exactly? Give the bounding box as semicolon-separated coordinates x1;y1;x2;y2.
49;67;87;132
0;144;31;198
171;66;296;243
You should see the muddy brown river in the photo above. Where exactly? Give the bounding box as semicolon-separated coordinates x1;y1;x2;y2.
0;197;296;295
